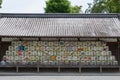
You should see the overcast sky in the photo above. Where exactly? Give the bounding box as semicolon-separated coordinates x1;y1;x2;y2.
0;0;93;13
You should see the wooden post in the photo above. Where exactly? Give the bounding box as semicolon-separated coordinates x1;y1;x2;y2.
58;66;60;73
117;38;120;67
97;38;100;41
79;59;81;73
0;37;2;60
100;66;102;73
118;14;120;21
39;38;41;41
58;38;60;41
37;61;39;72
19;38;22;41
78;38;80;41
119;66;120;72
79;66;81;73
0;37;1;49
16;66;19;72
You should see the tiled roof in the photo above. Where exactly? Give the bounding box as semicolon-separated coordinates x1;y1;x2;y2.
0;13;120;38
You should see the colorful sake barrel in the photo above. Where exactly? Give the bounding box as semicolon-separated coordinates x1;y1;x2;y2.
85;61;89;65
12;51;16;56
6;60;11;65
106;61;111;65
12;46;16;51
6;51;10;56
89;61;94;65
36;46;40;51
72;56;78;61
109;56;115;60
21;61;27;65
33;51;38;56
107;51;111;56
59;41;64;45
29;56;35;61
43;61;49;65
101;61;105;65
35;56;40;61
67;56;71;61
64;60;70;65
56;56;61;61
50;55;57;61
113;61;118;65
108;60;113;65
37;51;41;56
11;42;16;46
8;46;13;51
81;60;85;65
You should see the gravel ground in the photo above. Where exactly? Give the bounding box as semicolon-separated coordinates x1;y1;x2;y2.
0;72;120;76
0;76;120;80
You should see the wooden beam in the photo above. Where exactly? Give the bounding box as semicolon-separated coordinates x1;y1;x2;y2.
117;38;119;42
78;38;80;41
39;38;41;41
19;38;22;41
58;38;60;41
0;37;1;47
97;38;100;41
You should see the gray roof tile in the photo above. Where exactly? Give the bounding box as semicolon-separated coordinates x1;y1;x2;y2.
0;14;120;37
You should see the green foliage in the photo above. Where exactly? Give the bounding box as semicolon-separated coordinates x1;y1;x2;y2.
91;0;120;13
71;5;82;13
44;0;81;13
0;0;2;8
45;0;72;13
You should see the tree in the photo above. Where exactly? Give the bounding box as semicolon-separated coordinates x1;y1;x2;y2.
91;0;108;13
0;0;2;8
106;0;120;13
71;5;82;13
91;0;120;13
44;0;81;13
45;0;72;13
85;3;92;13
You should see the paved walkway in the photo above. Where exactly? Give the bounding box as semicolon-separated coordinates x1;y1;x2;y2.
0;76;120;80
0;72;120;76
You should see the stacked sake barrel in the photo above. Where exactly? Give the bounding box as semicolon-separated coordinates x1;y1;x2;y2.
77;41;118;66
1;41;118;66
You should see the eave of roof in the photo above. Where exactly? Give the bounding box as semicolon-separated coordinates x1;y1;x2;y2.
0;13;120;18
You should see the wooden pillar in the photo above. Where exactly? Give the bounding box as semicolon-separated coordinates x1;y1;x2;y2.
0;37;1;46
78;38;80;41
19;38;22;41
58;38;60;41
0;37;1;49
79;66;81;73
118;14;120;21
58;66;60;73
16;66;19;72
0;37;2;60
97;38;100;41
39;38;41;41
117;38;120;66
100;66;102;73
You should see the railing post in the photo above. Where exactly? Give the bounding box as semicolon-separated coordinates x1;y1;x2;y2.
79;66;81;73
58;58;60;73
37;61;39;72
100;66;102;73
79;59;81;73
58;66;60;73
0;37;2;60
117;38;120;73
16;66;19;72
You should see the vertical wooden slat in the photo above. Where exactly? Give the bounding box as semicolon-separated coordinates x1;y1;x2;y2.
117;38;120;66
0;37;2;60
